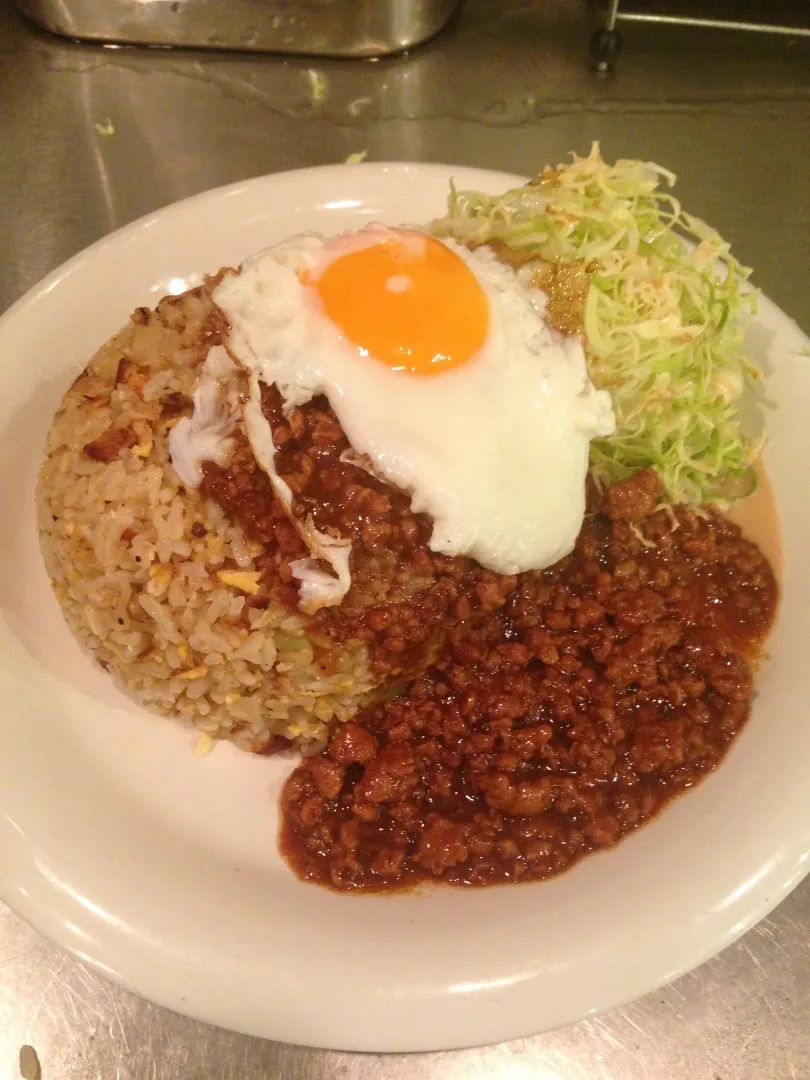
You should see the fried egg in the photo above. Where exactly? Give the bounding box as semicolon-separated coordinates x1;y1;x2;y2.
175;225;614;608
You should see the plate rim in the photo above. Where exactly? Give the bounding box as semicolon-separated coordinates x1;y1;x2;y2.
0;161;469;326
1;160;809;1052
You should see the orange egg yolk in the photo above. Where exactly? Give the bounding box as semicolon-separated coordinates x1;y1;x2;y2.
309;233;490;375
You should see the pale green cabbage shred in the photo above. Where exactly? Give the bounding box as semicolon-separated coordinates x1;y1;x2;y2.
431;144;762;507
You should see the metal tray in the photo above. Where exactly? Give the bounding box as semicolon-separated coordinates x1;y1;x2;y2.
15;0;462;57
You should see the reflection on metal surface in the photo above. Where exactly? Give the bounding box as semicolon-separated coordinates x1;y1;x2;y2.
15;0;463;57
593;0;810;70
0;0;809;1073
617;12;810;33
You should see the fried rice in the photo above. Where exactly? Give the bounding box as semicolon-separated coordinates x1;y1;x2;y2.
36;281;378;754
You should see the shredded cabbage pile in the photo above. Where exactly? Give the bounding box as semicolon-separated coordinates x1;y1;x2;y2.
431;144;763;507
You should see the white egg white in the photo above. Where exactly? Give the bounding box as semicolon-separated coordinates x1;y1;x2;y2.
177;226;615;609
169;346;238;488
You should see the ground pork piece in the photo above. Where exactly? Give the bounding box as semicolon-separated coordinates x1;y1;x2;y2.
604;469;661;520
83;425;137;462
354;744;420;806
328;722;379;765
416;818;470;875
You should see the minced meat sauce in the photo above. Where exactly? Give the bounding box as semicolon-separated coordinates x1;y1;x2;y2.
201;384;778;892
202;383;517;682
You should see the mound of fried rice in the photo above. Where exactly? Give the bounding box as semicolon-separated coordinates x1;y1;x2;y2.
37;282;377;754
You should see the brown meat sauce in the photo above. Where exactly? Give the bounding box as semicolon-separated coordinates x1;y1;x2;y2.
202;383;517;681
198;380;777;893
279;471;778;892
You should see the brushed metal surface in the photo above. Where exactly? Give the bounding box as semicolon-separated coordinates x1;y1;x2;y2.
15;0;462;57
1;0;809;1074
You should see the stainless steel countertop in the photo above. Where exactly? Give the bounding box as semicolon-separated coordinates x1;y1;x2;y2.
1;1;809;1075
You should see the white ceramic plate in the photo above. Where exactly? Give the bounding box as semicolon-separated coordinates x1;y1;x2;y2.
1;163;809;1053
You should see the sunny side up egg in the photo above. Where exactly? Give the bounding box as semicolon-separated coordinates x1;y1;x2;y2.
171;225;615;609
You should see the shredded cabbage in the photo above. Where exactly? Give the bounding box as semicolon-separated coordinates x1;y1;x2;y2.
431;144;763;507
